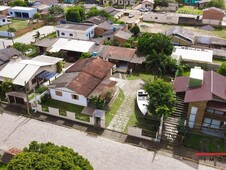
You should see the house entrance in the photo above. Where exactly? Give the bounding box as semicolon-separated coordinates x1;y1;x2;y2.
95;117;101;127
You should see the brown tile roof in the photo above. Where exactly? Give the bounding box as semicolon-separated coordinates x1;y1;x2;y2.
51;57;114;97
1;148;22;164
174;71;226;103
101;46;136;62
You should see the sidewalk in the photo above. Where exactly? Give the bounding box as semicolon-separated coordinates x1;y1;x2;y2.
2;104;225;169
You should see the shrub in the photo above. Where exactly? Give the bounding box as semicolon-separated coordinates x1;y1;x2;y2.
7;27;16;32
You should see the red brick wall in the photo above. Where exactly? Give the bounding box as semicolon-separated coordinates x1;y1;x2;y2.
203;9;224;20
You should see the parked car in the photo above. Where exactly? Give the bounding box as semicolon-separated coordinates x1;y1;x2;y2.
128;13;135;18
140;8;149;12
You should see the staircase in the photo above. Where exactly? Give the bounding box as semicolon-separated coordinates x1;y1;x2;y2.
162;93;188;143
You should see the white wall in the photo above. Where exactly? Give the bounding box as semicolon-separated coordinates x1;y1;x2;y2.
8;8;37;18
0;31;14;37
202;19;221;26
56;25;96;40
0;18;11;26
50;88;88;106
143;13;179;24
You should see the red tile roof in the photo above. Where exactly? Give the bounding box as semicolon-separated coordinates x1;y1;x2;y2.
174;71;226;103
52;57;115;97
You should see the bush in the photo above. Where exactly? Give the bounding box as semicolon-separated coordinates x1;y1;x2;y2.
40;93;50;104
90;96;105;109
7;27;16;32
35;86;48;94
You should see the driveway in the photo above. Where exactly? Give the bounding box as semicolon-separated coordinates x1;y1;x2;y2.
0;26;55;49
0;113;217;170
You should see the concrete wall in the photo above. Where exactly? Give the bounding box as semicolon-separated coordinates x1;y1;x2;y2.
187;101;207;131
56;25;96;40
128;126;159;142
143;13;179;24
50;87;88;106
202;19;221;26
0;31;14;37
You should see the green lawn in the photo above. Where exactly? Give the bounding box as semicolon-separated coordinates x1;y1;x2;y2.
211;28;226;39
75;113;90;122
42;98;84;114
213;58;226;64
184;132;225;152
124;103;160;134
182;70;190;76
105;89;124;127
0;19;29;31
176;6;203;15
0;163;7;170
126;72;154;82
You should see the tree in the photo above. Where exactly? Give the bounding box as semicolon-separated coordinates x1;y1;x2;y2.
130;25;140;37
7;141;93;170
13;42;30;54
144;79;175;118
56;61;65;73
48;5;64;16
86;7;112;20
138;33;173;56
1;79;13;94
80;52;91;58
33;12;40;22
90;96;105;109
66;6;85;22
217;62;226;76
154;0;168;9
9;0;27;7
33;31;41;42
207;0;225;9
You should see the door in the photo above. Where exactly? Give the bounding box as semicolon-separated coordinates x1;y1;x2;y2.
95;117;101;127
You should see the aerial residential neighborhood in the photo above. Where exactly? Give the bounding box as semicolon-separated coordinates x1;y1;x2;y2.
0;0;225;169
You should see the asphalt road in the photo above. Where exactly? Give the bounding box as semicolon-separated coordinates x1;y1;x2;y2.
0;26;55;49
0;113;217;170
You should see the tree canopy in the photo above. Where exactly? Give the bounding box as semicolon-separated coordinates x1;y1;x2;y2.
48;5;64;16
7;141;93;170
86;7;112;20
9;0;27;7
13;42;31;54
154;0;168;9
66;6;86;22
130;25;140;37
137;33;173;56
144;79;175;118
217;62;226;76
207;0;225;9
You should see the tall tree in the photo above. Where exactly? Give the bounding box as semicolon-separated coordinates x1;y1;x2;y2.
48;5;64;16
207;0;225;9
7;141;93;170
130;25;140;37
33;12;40;22
154;0;168;9
144;79;175;118
66;6;85;22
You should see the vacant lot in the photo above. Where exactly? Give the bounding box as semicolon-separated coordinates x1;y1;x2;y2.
0;19;29;31
138;22;226;38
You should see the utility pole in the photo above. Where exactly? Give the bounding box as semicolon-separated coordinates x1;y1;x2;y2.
24;81;30;115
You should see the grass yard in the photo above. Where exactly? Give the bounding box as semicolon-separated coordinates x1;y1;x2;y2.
184;132;225;152
124;102;160;134
0;19;29;31
105;88;124;127
211;28;226;39
182;70;191;76
126;72;154;82
42;98;84;114
176;6;203;15
0;163;7;170
213;58;226;64
75;113;90;122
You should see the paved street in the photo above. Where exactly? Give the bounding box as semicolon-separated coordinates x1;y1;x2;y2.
108;78;144;132
0;113;217;170
0;26;55;49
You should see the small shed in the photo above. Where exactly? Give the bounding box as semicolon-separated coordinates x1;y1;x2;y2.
8;6;37;19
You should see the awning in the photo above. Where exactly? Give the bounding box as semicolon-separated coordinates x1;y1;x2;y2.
36;71;57;80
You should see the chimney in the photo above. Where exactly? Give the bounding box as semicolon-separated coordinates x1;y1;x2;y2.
188;66;204;88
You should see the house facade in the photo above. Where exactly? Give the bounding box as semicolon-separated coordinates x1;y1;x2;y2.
0;15;10;26
174;67;226;137
202;7;225;25
49;57;116;107
55;23;97;40
8;6;37;19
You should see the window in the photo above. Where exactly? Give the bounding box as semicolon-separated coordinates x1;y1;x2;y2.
69;33;73;36
206;108;224;115
155;17;158;19
91;31;94;34
188;107;198;128
31;77;36;84
10;12;12;14
86;34;89;37
2;19;5;22
61;32;65;36
55;91;62;96
202;118;221;129
71;94;79;100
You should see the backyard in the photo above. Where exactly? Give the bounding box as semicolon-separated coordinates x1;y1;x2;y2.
184;132;225;152
105;88;124;127
126;71;154;82
176;6;203;15
41;98;90;122
0;19;29;31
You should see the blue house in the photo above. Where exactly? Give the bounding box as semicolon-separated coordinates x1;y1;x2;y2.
183;0;200;5
64;0;77;4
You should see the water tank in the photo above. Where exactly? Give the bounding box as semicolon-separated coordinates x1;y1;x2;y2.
92;52;97;56
113;26;116;32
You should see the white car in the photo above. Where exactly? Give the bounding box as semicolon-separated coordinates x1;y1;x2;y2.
128;13;135;18
140;8;149;12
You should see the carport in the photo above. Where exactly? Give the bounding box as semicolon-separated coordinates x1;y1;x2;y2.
6;91;27;105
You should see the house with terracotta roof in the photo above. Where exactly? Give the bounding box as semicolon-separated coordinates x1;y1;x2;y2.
174;67;226;137
48;57;116;107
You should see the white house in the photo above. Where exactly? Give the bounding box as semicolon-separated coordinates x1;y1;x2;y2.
0;55;62;92
8;6;37;19
49;57;116;107
0;6;10;15
142;0;154;10
0;15;10;26
55;23;97;40
143;12;179;24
